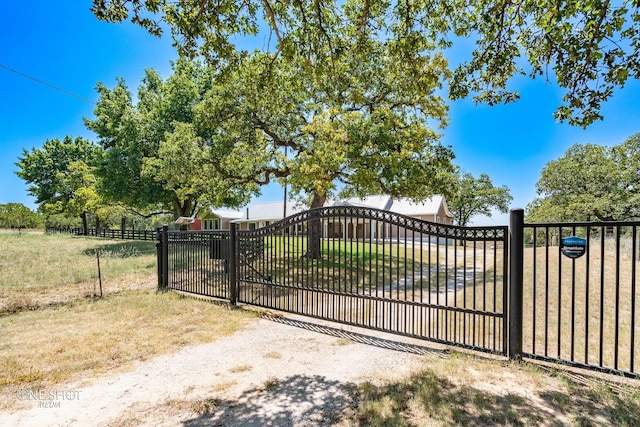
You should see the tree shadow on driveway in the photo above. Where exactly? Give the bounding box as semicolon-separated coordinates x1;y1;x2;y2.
182;374;357;426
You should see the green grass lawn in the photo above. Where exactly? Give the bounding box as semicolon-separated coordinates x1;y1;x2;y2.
239;235;468;293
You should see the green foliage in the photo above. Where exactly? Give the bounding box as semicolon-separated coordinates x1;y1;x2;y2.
42;212;82;229
85;59;257;219
14;136;139;228
195;40;455;208
91;0;640;127
0;203;42;229
14;136;104;228
15;136;99;207
448;171;513;226
83;33;455;256
129;213;173;230
527;133;640;222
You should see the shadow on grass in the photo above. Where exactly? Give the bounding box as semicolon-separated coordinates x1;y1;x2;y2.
177;366;640;426
348;366;640;426
539;379;640;426
349;369;551;426
83;241;157;258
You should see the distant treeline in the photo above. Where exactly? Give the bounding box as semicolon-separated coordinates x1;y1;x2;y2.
0;203;42;229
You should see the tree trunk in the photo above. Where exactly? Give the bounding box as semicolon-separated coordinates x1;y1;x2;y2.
121;217;126;238
81;212;88;235
305;193;326;259
173;199;193;231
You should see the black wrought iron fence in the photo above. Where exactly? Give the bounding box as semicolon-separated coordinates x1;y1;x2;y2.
510;210;639;378
162;230;232;300
158;207;509;355
156;209;640;378
47;227;156;241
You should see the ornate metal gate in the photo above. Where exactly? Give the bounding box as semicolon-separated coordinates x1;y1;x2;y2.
230;207;508;354
158;208;640;376
159;207;508;353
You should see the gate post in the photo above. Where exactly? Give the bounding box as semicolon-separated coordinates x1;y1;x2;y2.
229;223;238;305
156;226;169;290
509;209;524;360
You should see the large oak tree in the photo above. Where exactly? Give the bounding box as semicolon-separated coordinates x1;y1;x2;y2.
449;171;512;226
194;33;455;256
15;136;100;231
91;0;640;127
83;20;456;256
527;133;640;222
84;59;257;220
196;48;454;209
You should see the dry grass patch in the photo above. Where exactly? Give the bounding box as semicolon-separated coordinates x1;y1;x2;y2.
213;380;238;392
260;376;279;390
189;397;220;415
523;237;640;372
343;352;640;426
0;233;157;312
263;351;282;359
0;290;255;408
229;364;253;373
105;396;221;427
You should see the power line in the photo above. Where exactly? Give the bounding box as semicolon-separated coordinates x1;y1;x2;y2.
0;64;96;105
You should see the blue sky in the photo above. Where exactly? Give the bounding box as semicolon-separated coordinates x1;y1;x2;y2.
2;2;639;225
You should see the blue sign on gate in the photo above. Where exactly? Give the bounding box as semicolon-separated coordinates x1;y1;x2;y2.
561;236;587;259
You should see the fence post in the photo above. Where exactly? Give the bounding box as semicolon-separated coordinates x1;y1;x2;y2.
229;223;238;305
156;226;163;290
509;208;524;360
156;225;169;291
162;225;169;289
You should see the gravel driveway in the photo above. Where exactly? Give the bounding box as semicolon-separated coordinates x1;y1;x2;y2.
3;313;447;426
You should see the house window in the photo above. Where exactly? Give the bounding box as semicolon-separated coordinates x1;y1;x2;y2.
249;223;256;230
203;218;220;230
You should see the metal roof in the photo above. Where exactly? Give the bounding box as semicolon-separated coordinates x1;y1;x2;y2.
213;194;450;222
330;195;393;210
237;201;307;222
389;195;453;218
209;209;244;220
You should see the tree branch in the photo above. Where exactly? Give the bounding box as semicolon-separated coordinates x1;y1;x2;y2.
262;0;283;44
254;116;302;151
125;207;173;219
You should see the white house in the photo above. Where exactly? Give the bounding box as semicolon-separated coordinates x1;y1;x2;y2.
195;201;307;231
325;194;453;239
194;195;453;238
329;194;453;223
195;209;243;231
